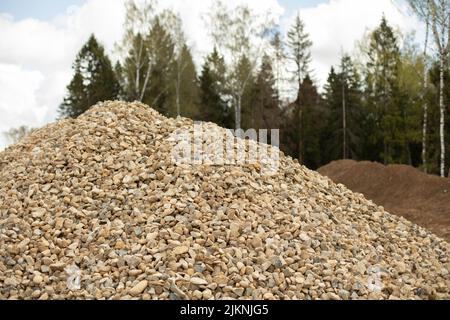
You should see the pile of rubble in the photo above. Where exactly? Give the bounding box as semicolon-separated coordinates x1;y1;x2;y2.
0;101;448;300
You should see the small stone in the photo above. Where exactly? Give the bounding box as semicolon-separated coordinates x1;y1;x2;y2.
397;262;407;274
4;277;18;286
31;208;46;218
325;292;340;300
129;280;148;296
50;263;65;271
39;292;49;300
33;274;44;285
233;288;245;296
190;277;208;286
299;232;310;242
251;236;263;249
202;289;213;299
122;175;133;184
271;256;285;268
115;240;126;249
193;290;203;299
230;222;241;237
173;246;189;255
263;292;274;300
213;275;229;285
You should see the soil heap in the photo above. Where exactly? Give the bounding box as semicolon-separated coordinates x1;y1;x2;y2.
319;160;450;241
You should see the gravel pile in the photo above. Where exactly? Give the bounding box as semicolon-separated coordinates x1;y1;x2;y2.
0;101;448;300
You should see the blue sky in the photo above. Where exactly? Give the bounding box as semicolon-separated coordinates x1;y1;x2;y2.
0;0;328;20
0;0;84;20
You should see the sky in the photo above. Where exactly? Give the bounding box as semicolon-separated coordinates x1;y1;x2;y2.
0;0;421;150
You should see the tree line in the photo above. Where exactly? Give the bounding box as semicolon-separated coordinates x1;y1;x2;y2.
58;0;450;177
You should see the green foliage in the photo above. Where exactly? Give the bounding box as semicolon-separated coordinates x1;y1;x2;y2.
252;54;280;133
59;34;120;118
281;75;324;169
167;44;200;119
198;48;233;128
363;16;402;164
287;12;313;86
322;55;364;163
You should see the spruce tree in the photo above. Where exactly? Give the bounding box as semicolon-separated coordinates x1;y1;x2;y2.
323;55;363;163
143;17;175;115
59;34;120;118
282;75;323;168
287;12;313;88
237;55;256;130
199;48;232;128
168;45;200;119
253;54;280;133
364;16;401;164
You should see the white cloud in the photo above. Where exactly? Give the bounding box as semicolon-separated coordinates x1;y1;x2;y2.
281;0;422;88
0;64;45;149
0;0;421;149
0;0;127;149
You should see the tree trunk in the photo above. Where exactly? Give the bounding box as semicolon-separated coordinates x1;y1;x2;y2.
235;95;242;132
139;61;152;102
135;40;144;100
298;105;303;164
176;68;181;117
422;18;429;173
342;74;347;159
439;53;446;177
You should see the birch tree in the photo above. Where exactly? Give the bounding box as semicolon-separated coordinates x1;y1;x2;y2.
206;1;276;131
161;10;189;117
428;0;450;177
117;0;158;101
406;0;432;172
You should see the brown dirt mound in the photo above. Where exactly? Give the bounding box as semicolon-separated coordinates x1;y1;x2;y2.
318;160;450;241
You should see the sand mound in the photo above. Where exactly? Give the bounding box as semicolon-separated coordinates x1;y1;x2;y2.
0;101;448;300
319;160;450;241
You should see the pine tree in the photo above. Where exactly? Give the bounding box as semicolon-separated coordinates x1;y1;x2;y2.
168;45;200;119
323;55;363;163
142;17;175;115
114;61;126;100
198;48;232;128
270;31;286;107
364;16;401;164
59;34;120;118
287;12;313;89
237;55;257;130
286;12;313;164
253;54;280;133
282;75;323;168
395;40;425;166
